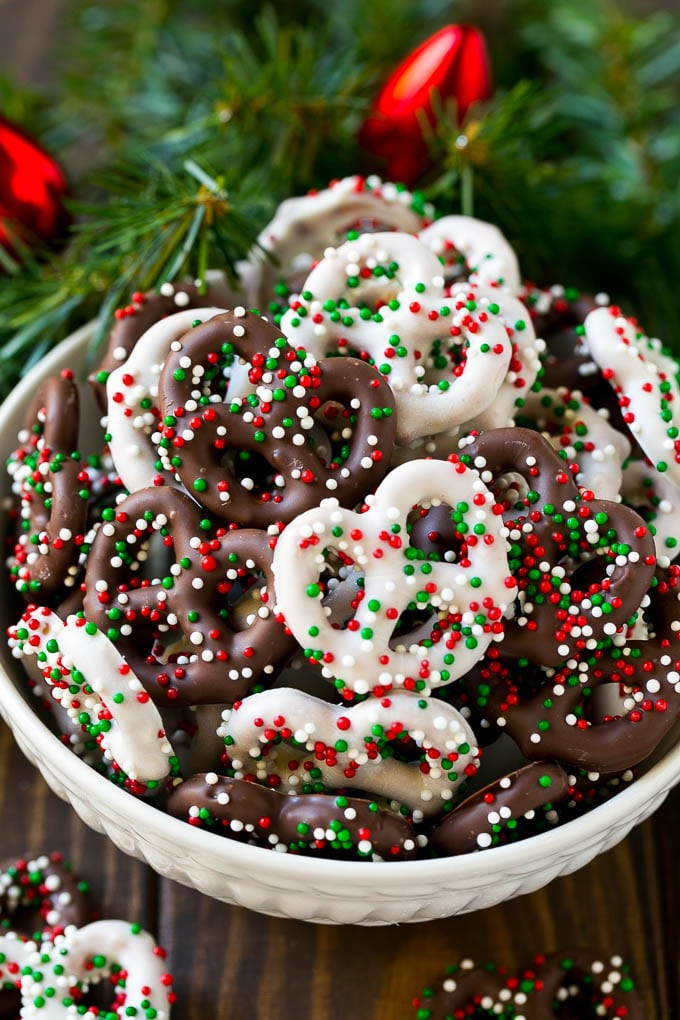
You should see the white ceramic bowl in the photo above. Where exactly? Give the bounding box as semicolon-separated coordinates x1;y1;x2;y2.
1;324;679;926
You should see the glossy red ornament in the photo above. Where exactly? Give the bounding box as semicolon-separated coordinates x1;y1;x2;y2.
359;24;492;185
0;115;68;252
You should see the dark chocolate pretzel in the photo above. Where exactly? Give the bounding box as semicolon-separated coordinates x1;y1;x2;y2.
462;568;680;771
82;486;294;705
414;949;645;1018
167;773;419;860
7;375;90;598
0;852;91;937
461;426;581;558
158;309;396;527
521;948;646;1019
460;428;656;666
412;960;508;1018
429;761;570;856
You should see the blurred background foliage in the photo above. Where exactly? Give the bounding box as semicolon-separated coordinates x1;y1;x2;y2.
1;0;679;392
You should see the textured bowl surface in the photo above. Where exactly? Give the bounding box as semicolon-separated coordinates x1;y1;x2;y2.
1;324;679;926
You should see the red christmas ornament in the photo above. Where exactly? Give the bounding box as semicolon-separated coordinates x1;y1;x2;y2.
359;24;492;185
0;115;68;252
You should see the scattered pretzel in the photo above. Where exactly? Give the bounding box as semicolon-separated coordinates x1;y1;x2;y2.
414;949;645;1018
0;852;91;937
0;920;174;1019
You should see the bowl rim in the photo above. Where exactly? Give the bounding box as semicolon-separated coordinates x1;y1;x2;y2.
1;320;679;888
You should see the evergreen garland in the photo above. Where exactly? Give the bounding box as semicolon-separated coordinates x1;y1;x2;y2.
1;0;679;397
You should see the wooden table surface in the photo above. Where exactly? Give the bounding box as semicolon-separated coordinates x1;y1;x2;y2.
1;4;679;1017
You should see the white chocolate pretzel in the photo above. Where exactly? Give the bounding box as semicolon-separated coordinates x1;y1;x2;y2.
418;214;521;294
584;305;680;488
280;231;513;443
449;282;543;430
622;458;680;560
9;607;174;784
520;385;630;500
240;174;433;306
272;458;514;695
0;920;173;1018
106;306;229;493
219;688;480;816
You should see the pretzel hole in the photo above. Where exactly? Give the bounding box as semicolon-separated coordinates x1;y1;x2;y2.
320;560;365;630
221;447;280;500
419;333;470;388
117;528;176;585
388;606;440;651
484;471;532;515
340;263;406;315
0;902;54;940
63;978;127;1015
312;399;361;469
218;569;270;632
406;504;467;563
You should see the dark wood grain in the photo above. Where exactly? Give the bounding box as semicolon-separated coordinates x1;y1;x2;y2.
1;3;679;1017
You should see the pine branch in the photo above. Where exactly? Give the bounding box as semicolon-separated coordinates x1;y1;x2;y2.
218;7;370;195
0;157;266;397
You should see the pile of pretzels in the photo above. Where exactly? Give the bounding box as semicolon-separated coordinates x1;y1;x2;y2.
6;175;680;861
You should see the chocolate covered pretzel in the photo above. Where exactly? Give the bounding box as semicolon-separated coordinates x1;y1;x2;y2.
414;949;645;1018
219;688;480;817
462;566;680;771
0;853;90;938
585;304;680;489
272;457;514;696
419;214;522;294
280;231;514;444
240;173;433;308
8;605;176;787
89;275;235;408
7;374;90;598
459;428;656;666
158;308;397;526
0;920;174;1019
167;773;419;860
429;761;570;855
518;386;630;500
82;487;294;705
